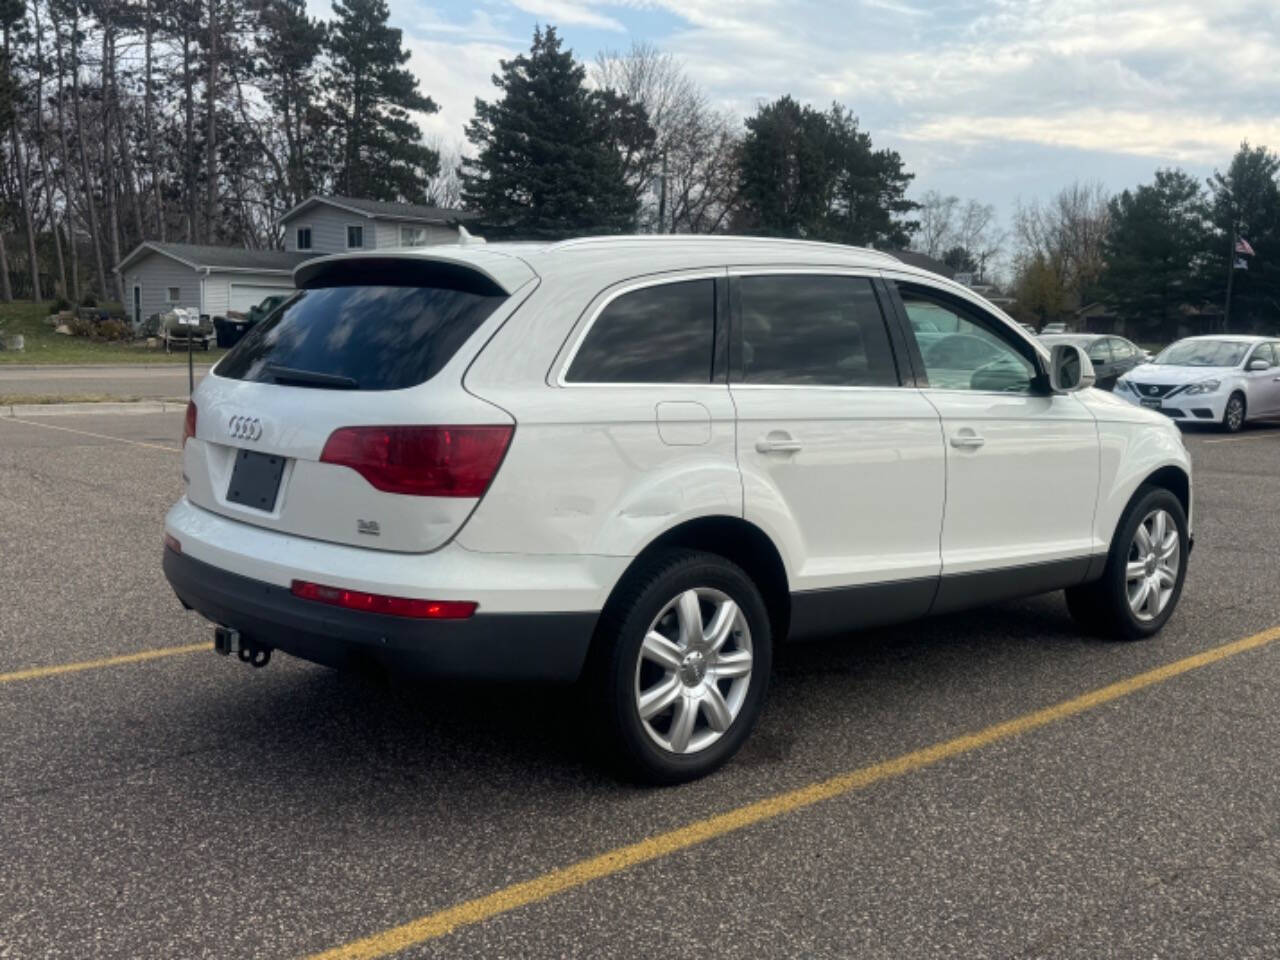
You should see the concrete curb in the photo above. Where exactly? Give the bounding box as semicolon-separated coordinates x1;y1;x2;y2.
3;400;189;418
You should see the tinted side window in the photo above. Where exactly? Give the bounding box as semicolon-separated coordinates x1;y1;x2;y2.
736;275;898;386
218;285;506;391
1087;339;1112;364
898;285;1037;393
566;279;715;384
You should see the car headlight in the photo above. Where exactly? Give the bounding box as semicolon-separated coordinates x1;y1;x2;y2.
1115;378;1133;393
1182;379;1221;395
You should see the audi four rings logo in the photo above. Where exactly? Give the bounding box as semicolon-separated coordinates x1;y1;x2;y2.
228;415;263;441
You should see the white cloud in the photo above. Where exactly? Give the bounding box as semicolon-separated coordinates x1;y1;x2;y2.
507;0;626;30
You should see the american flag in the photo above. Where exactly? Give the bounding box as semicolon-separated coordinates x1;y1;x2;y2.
1236;237;1256;256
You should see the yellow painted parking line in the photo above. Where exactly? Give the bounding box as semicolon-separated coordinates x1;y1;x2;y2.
305;626;1280;960
0;415;181;453
0;643;210;685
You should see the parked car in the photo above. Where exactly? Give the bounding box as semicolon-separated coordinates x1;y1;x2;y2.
163;238;1193;783
143;308;214;352
1115;334;1280;432
1039;321;1068;335
1039;333;1146;390
247;294;290;325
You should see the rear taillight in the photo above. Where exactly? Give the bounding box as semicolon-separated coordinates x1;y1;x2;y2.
290;580;477;619
182;401;198;445
319;425;513;498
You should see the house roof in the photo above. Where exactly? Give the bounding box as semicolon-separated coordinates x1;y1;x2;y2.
278;195;480;226
117;241;313;274
884;249;956;279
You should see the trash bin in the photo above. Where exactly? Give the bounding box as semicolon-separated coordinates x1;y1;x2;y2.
213;316;251;349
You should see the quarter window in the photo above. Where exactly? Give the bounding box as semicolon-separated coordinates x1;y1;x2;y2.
566;279;715;384
735;275;898;387
346;225;364;249
898;285;1037;393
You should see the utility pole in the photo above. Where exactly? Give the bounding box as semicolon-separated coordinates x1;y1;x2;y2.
656;150;667;234
1223;218;1237;333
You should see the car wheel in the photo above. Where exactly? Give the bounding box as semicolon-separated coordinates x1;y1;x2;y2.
1065;484;1188;641
1222;392;1246;432
590;549;772;784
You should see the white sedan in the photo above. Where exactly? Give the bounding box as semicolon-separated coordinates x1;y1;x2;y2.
1116;335;1280;432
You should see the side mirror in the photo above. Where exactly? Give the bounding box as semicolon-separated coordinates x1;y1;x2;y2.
1048;343;1096;393
1247;358;1271;372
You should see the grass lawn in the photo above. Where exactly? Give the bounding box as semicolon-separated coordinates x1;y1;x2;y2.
0;300;228;365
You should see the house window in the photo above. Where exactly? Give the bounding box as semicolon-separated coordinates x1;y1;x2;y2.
346;225;364;249
166;286;181;303
296;227;312;250
400;225;429;247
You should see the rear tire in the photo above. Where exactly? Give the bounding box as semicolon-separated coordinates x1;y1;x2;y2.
589;549;772;784
1065;484;1188;641
1222;392;1246;432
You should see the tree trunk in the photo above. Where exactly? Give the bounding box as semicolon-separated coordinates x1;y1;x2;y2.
183;22;196;243
4;21;41;302
69;15;109;298
31;0;67;298
50;6;81;301
205;0;218;243
144;0;164;239
101;15;123;300
0;220;11;301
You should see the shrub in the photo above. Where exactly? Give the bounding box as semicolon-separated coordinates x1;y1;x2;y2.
80;294;97;308
68;314;96;337
95;318;132;341
50;296;72;313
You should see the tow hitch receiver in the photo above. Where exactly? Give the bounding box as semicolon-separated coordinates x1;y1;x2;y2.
214;626;272;667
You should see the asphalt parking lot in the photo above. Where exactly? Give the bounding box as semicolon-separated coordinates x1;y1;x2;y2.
3;411;1280;959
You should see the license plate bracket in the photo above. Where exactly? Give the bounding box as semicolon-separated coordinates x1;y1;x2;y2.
226;449;286;511
1140;398;1162;409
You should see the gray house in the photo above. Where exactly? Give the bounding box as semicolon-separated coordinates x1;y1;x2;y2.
116;242;313;327
279;196;478;254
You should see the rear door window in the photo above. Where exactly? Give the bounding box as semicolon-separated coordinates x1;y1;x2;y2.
217;284;506;390
565;279;715;384
734;275;899;386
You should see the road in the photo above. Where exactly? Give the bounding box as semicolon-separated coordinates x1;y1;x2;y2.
1;412;1279;959
0;363;211;400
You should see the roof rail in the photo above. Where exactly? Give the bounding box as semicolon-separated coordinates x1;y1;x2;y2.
545;234;902;263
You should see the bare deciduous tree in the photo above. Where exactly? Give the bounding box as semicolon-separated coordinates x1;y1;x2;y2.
592;41;740;233
1014;180;1110;310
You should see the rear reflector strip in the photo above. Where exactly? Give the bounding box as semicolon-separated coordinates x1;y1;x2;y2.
290;580;477;620
164;534;182;554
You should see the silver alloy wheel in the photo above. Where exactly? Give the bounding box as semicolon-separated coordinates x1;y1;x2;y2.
1226;395;1245;431
1125;508;1180;622
633;587;753;755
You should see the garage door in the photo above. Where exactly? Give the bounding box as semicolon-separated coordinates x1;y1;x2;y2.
228;283;295;314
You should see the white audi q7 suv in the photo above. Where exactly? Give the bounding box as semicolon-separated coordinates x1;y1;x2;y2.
164;237;1193;783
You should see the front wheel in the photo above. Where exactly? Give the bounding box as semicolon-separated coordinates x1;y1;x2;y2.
1066;484;1188;640
591;549;772;784
1222;392;1246;432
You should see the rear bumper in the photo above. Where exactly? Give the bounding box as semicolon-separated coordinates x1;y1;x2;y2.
163;547;598;682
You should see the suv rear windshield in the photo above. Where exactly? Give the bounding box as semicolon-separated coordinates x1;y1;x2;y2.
217;285;506;390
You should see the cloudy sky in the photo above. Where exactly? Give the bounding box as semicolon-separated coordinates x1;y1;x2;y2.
317;0;1280;225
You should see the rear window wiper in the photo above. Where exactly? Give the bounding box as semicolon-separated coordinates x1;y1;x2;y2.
262;363;359;390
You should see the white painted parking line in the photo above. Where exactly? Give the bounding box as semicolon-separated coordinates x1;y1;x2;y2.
0;415;181;453
1202;431;1280;445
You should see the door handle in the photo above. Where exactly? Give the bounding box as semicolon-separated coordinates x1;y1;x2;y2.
949;433;985;449
755;437;803;454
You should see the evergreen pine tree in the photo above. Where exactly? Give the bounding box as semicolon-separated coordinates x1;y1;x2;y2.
461;25;641;239
1099;169;1212;333
325;0;438;201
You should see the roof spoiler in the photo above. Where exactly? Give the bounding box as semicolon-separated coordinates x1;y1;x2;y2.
293;248;534;295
